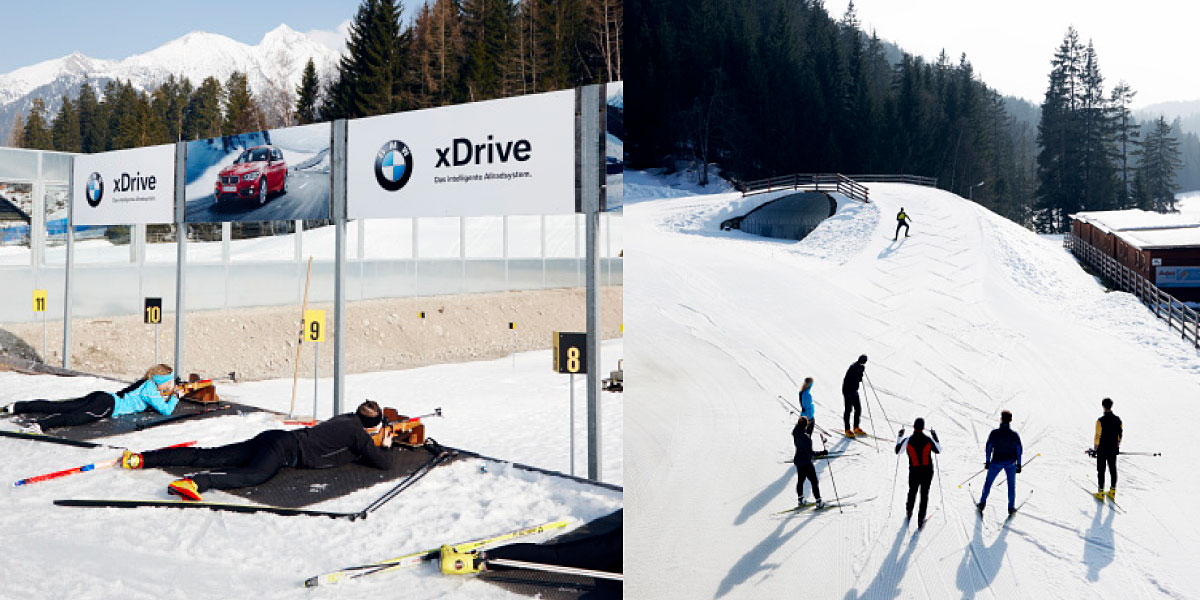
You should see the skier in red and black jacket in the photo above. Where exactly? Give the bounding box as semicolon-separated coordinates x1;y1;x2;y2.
895;417;941;527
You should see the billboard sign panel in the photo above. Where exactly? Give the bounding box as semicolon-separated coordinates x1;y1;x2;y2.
347;89;575;218
1155;266;1200;287
72;145;175;225
184;123;331;223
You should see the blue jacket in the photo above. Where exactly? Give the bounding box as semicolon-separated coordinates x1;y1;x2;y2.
985;423;1022;465
799;384;815;420
111;374;178;417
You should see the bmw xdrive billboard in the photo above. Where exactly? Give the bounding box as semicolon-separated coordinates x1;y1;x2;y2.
184;122;331;223
347;89;575;219
72;144;176;225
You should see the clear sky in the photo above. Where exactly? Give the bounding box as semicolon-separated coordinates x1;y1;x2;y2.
825;0;1200;109
0;0;385;73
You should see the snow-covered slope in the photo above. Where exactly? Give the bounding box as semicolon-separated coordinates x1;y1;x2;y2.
1;341;622;599
0;24;342;141
626;178;1200;598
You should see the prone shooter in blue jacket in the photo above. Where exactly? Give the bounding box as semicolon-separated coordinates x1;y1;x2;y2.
2;364;180;432
976;409;1023;515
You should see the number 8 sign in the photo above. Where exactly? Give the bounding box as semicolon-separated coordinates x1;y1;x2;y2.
304;310;326;343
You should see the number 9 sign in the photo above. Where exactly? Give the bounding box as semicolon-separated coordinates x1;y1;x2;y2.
304;310;326;343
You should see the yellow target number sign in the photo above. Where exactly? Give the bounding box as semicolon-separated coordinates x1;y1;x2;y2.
32;289;47;312
304;310;326;343
552;331;587;374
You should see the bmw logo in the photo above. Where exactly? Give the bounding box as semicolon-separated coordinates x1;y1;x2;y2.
85;172;104;207
374;140;413;192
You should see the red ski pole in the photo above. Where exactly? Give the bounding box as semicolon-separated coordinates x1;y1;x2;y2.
12;440;197;487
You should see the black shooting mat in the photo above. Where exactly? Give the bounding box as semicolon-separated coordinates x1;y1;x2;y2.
161;443;461;509
479;510;622;600
39;401;266;441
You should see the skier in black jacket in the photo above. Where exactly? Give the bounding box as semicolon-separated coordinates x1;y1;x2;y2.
842;355;868;437
792;416;828;508
895;418;942;527
894;208;911;240
977;410;1023;515
122;400;395;501
1089;397;1123;499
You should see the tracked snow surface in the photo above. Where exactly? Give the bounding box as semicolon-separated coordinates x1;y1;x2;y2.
0;342;622;599
626;178;1200;598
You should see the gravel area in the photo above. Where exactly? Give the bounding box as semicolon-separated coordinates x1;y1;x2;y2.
0;287;622;382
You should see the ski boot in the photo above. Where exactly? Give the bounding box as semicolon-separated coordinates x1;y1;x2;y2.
1106;487;1116;499
167;478;202;502
814;498;826;509
120;450;143;470
1093;486;1106;500
852;427;867;436
1008;506;1017;517
976;501;985;513
797;496;808;508
440;545;484;574
0;402;13;415
19;421;42;435
843;429;856;438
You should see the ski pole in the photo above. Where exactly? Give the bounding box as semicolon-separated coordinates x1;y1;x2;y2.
858;382;879;451
13;440;198;487
1118;451;1161;456
934;449;946;514
865;374;894;428
993;453;1039;489
820;434;843;513
775;395;801;416
957;465;987;489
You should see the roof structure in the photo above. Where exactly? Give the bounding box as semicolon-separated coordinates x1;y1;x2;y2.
1072;209;1200;249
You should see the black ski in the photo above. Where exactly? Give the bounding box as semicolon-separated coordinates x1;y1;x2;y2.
54;498;361;519
0;429;103;449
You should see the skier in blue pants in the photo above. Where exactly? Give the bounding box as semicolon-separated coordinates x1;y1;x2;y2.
977;410;1023;515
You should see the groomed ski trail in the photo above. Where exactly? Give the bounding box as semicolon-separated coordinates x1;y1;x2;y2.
627;181;1200;599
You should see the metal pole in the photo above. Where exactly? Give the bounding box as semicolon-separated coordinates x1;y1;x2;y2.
570;372;576;477
333;119;348;415
580;84;604;481
154;323;159;366
173;142;187;378
314;341;319;421
63;156;74;368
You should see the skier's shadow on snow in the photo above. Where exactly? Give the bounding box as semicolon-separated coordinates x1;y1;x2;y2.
955;514;1009;599
1083;503;1115;580
733;438;848;526
715;514;816;598
843;525;920;600
878;237;906;259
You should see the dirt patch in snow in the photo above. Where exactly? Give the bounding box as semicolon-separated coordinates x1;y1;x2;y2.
0;287;622;382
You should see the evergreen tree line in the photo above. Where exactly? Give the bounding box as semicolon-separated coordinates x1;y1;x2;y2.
9;0;621;150
626;0;1185;232
1035;27;1181;232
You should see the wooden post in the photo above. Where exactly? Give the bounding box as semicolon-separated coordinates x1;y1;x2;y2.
289;256;314;418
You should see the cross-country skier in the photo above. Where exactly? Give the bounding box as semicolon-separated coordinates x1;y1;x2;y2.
894;208;911;240
1;364;179;433
977;410;1023;515
841;355;868;437
792;416;828;508
895;418;941;527
1088;397;1123;499
121;400;395;501
799;377;816;435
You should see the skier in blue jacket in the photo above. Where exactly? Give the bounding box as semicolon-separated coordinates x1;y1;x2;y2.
977;410;1023;515
799;377;816;435
2;364;180;432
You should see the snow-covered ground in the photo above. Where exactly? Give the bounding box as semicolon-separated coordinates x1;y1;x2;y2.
626;172;1200;598
0;340;622;599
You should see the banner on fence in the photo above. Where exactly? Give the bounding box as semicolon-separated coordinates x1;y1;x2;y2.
346;89;575;218
72;145;175;225
1155;266;1200;287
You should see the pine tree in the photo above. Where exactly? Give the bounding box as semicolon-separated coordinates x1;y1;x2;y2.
461;0;518;100
77;80;106;152
1137;117;1182;212
184;76;224;140
152;75;191;142
50;95;81;152
295;58;321;124
1035;27;1086;232
23;98;53;150
324;0;410;118
1109;81;1139;208
224;71;263;134
7;112;24;147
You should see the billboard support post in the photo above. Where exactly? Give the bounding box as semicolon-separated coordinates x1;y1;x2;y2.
174;142;187;377
63;158;74;369
333;119;348;416
579;84;605;482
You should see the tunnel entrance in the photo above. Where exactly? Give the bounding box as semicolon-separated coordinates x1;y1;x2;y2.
721;191;837;240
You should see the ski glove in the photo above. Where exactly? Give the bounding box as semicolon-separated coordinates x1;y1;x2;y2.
985;462;991;468
1016;464;1022;474
898;429;905;437
815;450;828;457
1086;449;1097;458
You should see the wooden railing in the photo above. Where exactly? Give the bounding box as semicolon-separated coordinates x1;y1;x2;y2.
1065;232;1200;348
740;173;870;203
845;174;939;187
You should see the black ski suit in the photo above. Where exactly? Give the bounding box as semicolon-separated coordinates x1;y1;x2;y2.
1095;411;1123;489
141;413;393;492
792;423;823;501
896;430;941;522
895;210;910;239
842;362;865;431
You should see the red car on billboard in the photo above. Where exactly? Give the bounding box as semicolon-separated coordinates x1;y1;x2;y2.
214;145;288;204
